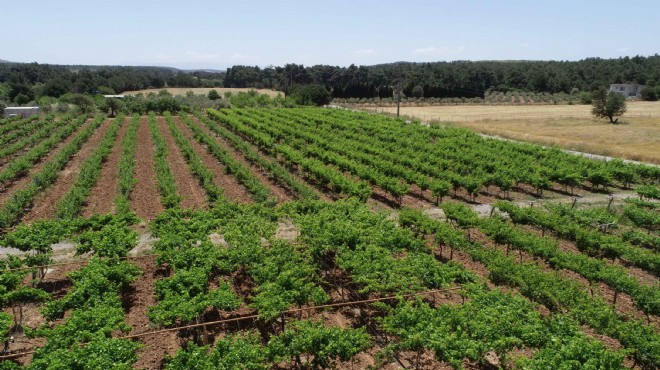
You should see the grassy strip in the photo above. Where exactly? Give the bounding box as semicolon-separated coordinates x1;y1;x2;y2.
0;115;88;184
400;207;660;369
0;115;106;230
55;115;126;219
197;111;317;200
114;114;140;215
163;112;223;203
148;112;180;208
180;114;270;202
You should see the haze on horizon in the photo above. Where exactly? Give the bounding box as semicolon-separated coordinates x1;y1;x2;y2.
2;0;658;70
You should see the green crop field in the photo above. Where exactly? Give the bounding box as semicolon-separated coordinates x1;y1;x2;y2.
0;108;658;369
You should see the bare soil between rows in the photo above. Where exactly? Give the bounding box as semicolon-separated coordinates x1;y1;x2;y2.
174;117;254;204
131;117;163;220
0;119;94;209
156;116;208;210
188;116;294;203
22;119;114;223
81;118;130;217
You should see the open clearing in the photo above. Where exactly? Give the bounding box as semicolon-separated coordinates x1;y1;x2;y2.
363;101;660;164
121;87;283;98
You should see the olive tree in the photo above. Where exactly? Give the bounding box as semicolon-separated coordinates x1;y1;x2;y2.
591;88;626;123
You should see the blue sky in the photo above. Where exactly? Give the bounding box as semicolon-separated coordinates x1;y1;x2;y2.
2;0;658;69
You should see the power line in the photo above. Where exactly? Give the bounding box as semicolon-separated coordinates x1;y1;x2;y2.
0;286;463;360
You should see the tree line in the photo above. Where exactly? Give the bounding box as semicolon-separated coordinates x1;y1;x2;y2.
225;55;660;99
2;55;660;109
0;62;222;105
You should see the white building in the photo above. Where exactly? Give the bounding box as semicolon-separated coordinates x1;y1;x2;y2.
609;84;645;98
3;106;40;118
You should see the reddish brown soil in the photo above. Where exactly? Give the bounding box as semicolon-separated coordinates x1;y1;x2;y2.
123;255;180;369
22;119;114;223
156;117;207;210
0;119;93;207
202;119;328;202
186;116;293;203
172;117;254;204
131;117;164;221
81;119;130;217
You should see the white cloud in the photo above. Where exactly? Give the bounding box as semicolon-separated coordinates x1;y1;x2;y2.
353;49;375;58
412;46;466;57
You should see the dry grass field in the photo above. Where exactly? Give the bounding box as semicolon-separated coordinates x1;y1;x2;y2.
121;87;284;98
363;101;660;164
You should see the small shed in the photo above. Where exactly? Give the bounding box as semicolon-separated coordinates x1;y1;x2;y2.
3;106;40;119
609;84;645;98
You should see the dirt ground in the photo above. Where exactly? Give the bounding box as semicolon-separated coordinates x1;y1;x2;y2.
131;117;164;220
81;119;130;217
22;119;114;223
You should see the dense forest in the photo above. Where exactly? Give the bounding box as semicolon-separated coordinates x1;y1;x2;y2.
1;55;660;107
225;55;660;99
0;63;222;105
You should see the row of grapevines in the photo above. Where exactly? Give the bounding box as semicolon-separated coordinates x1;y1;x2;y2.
208;109;371;200
56;114;126;219
0;115;38;136
166;320;370;370
163;112;224;203
0;115;63;160
238;109;410;203
115;114;140;214
177;114;270;203
273;107;657;197
193;112;318;200
495;201;659;275
400;206;659;368
286;199;472;295
289;199;629;368
0;115;105;230
0;114;88;185
379;287;625;369
26;258;142;367
624;202;659;235
1;213;140;366
637;185;660;200
478;214;658;318
148;112;180;208
0;115;51;147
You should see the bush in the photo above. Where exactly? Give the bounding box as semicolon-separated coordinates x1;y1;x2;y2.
288;84;331;106
207;89;221;100
640;86;659;101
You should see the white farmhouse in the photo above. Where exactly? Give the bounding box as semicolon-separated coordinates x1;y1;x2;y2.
609;83;645;98
3;106;40;118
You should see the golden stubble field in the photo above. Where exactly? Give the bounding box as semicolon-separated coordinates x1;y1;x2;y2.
363;101;660;164
121;87;284;98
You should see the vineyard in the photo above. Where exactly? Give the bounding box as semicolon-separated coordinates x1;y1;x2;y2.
0;108;658;369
